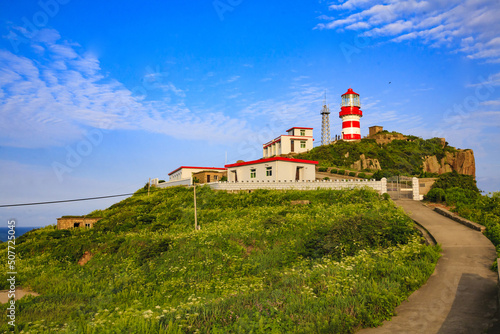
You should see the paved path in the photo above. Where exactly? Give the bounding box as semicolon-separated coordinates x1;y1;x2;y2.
359;200;498;334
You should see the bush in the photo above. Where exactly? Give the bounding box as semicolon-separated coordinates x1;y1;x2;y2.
323;177;330;181
338;169;345;175
318;167;328;172
358;173;366;179
425;188;446;203
431;171;479;194
220;176;228;181
445;187;478;206
330;169;338;174
349;172;356;177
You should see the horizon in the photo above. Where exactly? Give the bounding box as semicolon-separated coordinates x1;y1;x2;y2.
1;0;500;227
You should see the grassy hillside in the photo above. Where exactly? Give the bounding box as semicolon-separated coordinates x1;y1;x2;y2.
295;136;456;177
1;187;440;333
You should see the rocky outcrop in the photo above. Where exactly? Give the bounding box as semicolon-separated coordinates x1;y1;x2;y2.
351;154;381;171
422;149;475;177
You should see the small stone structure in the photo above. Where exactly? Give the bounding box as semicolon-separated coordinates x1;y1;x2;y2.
57;217;101;230
369;126;383;137
192;170;227;184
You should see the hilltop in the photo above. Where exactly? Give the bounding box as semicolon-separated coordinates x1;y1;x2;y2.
0;187;440;333
294;132;475;178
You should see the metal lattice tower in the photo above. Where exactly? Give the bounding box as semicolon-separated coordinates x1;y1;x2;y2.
320;92;331;145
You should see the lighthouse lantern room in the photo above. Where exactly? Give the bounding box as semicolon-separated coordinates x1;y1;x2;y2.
339;88;363;141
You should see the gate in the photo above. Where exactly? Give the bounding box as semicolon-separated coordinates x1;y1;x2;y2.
387;176;413;199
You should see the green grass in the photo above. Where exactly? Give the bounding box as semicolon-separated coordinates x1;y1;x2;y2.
0;187;440;333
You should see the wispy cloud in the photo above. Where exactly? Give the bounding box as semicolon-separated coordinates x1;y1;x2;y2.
0;28;250;148
226;75;240;83
317;0;500;63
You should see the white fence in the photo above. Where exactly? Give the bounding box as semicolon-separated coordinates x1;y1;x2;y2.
153;177;424;200
208;178;388;194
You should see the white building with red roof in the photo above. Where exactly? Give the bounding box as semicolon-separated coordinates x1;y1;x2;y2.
262;127;314;158
225;157;318;182
167;166;227;183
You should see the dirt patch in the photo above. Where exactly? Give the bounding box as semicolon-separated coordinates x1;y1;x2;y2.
78;251;93;266
234;239;258;257
425;202;454;211
291;200;310;205
0;288;39;304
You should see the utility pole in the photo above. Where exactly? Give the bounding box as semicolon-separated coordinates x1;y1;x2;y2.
193;182;198;230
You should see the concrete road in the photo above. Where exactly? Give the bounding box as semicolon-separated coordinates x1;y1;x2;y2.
359;200;498;334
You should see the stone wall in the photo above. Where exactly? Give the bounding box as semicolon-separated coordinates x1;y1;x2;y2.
418;178;438;196
57;217;101;230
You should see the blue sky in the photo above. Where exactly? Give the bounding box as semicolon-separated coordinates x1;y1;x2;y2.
1;0;499;227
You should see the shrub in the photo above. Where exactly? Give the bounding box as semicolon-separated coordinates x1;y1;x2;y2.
220;176;228;181
330;169;338;174
338;169;345;175
318;167;328;172
425;188;446;203
349;172;356;177
323;177;330;181
445;187;478;206
357;173;366;179
431;171;479;194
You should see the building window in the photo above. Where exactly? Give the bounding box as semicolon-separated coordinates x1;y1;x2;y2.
85;223;91;228
250;169;256;178
266;167;272;176
214;175;218;181
300;129;305;136
300;141;306;148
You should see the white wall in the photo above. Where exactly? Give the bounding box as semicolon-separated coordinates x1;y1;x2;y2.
210;178;388;194
157;178;192;188
227;160;316;182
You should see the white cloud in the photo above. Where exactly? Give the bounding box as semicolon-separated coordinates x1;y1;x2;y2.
0;28;250;148
227;75;240;83
318;0;500;62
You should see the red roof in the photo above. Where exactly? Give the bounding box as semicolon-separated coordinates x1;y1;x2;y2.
168;166;227;175
225;157;318;168
341;88;359;96
286;127;313;132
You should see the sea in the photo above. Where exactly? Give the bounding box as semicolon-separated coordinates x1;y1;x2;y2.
0;227;39;243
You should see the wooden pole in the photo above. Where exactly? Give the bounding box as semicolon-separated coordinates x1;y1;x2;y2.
193;183;198;230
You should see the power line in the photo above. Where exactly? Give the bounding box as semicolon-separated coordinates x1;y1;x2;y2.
0;193;138;208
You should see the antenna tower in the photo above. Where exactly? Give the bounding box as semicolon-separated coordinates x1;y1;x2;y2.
320;91;331;145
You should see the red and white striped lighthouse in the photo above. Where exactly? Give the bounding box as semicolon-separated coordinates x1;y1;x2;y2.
339;88;363;141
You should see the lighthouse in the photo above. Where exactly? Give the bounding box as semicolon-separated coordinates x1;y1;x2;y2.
339;88;363;141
